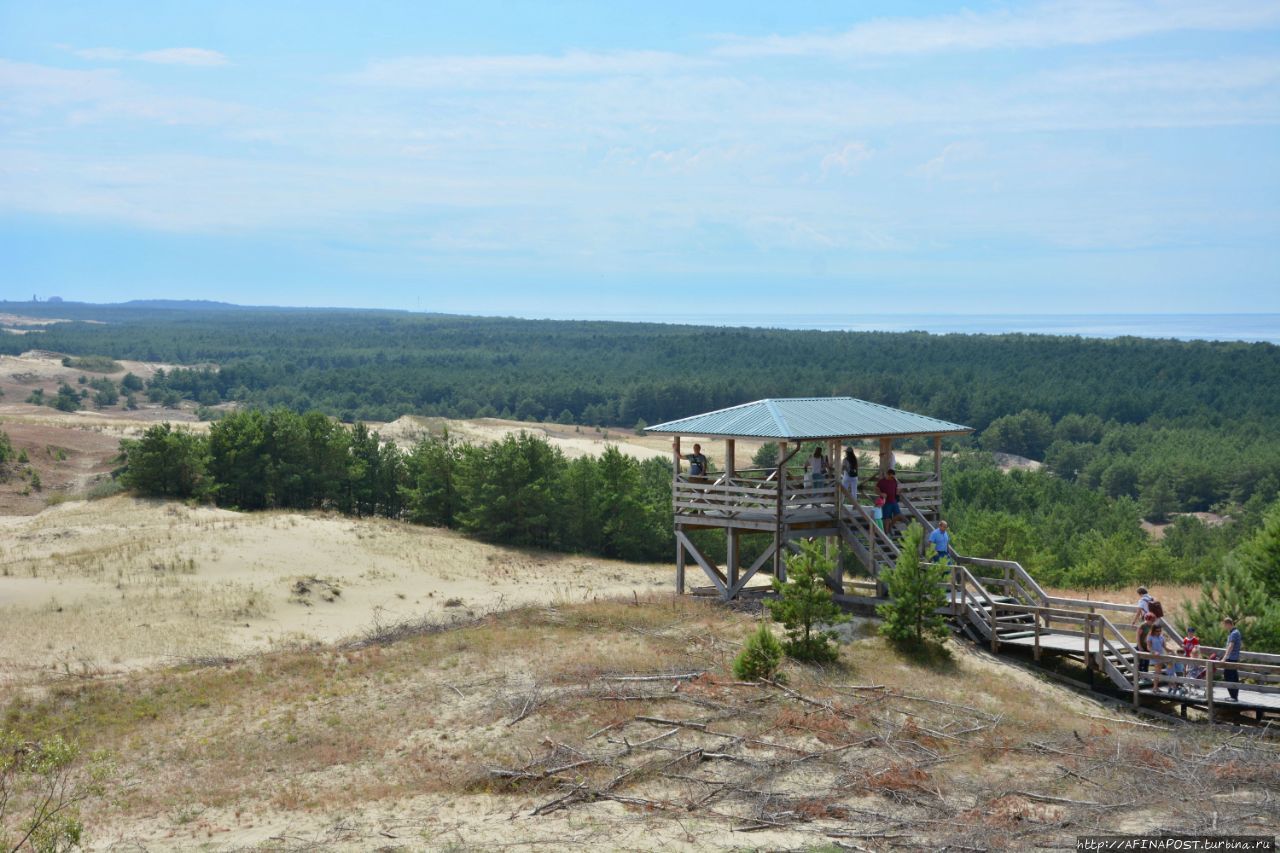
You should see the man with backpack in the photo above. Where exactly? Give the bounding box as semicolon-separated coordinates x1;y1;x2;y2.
1131;587;1163;625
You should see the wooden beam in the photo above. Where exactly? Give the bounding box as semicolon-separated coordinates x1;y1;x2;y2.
933;434;942;480
726;528;739;593
672;435;682;482
675;530;728;598
1205;659;1215;725
724;438;736;477
775;440;787;580
728;541;779;598
675;524;685;594
880;436;893;476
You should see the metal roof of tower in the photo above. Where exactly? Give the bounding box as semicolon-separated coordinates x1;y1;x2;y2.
646;397;972;441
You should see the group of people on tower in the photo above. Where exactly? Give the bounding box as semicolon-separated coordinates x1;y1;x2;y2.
681;442;951;557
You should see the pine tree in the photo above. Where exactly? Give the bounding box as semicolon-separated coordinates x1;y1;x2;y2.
733;621;784;681
1180;507;1280;653
1229;503;1280;598
768;540;847;663
877;523;950;647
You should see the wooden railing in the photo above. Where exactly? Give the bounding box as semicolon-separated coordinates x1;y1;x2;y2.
672;475;778;517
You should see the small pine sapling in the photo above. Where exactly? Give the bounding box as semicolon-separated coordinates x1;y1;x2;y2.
768;539;847;663
877;523;951;647
733;620;784;682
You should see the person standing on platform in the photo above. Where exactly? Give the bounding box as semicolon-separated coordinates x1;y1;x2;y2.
806;446;827;488
841;447;859;496
1222;617;1243;701
684;443;709;482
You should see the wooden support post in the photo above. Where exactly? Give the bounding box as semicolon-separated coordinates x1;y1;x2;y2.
674;436;684;595
774;441;787;581
1033;616;1041;662
879;436;893;476
675;525;685;595
1133;653;1142;710
1084;613;1092;670
950;565;959;617
727;528;739;593
933;435;942;480
724;438;737;593
825;439;839;592
1205;659;1215;725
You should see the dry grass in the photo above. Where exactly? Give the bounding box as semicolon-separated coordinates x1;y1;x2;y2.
1047;584;1203;621
3;595;1274;850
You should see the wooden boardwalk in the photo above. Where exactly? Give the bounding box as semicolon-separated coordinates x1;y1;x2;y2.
673;475;1280;727
927;496;1280;726
993;631;1280;717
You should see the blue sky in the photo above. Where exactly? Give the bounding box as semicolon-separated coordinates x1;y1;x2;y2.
2;1;1279;315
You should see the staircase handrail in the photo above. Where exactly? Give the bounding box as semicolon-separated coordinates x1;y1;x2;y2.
839;483;900;559
1090;611;1144;681
955;564;1000;638
896;499;1279;679
899;495;1046;609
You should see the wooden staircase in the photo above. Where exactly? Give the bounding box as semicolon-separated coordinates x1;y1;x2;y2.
896;495;1280;724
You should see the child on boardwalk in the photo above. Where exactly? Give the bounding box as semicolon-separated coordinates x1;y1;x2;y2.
1147;625;1169;692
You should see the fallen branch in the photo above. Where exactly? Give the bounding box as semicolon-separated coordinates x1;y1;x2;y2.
1013;791;1133;809
601;672;705;683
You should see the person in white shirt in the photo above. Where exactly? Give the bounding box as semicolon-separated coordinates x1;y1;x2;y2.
841;447;858;495
805;446;827;488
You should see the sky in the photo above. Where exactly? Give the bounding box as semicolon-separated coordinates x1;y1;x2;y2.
2;0;1279;316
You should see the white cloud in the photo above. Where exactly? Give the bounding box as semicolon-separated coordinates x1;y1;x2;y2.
713;0;1280;58
912;141;984;179
75;47;230;67
821;142;872;177
350;49;709;88
0;58;252;129
1036;56;1280;93
0;59;126;111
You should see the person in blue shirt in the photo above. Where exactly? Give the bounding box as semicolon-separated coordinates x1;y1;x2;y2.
1222;616;1243;701
927;521;951;563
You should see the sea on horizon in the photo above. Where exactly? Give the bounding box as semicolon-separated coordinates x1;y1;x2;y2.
554;313;1280;345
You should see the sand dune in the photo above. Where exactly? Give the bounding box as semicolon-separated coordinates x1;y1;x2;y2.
0;496;669;682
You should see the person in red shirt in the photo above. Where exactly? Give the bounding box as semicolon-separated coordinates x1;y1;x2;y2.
877;469;903;534
1182;627;1200;658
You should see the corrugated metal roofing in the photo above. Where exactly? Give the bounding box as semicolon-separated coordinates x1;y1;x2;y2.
646;398;972;440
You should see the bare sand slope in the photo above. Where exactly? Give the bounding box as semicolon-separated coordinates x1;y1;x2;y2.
0;496;669;681
375;414;676;462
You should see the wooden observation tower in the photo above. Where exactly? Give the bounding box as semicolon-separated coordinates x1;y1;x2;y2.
647;398;972;602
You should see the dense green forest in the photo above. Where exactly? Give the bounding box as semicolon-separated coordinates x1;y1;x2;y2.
6;301;1279;528
120;411;675;562
118;411;1280;649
